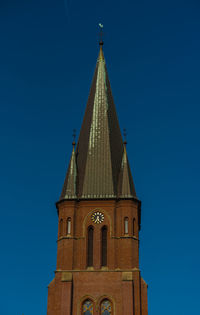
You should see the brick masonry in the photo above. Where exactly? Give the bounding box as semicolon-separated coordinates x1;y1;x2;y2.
47;199;148;314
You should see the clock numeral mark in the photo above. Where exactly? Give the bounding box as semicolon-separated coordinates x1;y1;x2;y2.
91;212;104;224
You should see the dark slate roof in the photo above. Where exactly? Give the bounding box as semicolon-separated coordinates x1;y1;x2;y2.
60;44;136;200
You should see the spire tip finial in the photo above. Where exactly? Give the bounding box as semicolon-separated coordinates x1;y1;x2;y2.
72;129;76;146
123;128;127;145
98;23;104;46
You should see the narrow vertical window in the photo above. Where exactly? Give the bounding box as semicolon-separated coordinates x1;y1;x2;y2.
133;218;135;236
101;226;107;266
67;218;71;235
87;226;94;267
124;217;129;234
101;299;112;315
82;299;93;315
59;219;63;237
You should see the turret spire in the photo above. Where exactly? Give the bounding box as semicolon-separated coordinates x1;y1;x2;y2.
118;142;136;198
60;140;77;200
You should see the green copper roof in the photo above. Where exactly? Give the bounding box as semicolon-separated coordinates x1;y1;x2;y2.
60;44;136;200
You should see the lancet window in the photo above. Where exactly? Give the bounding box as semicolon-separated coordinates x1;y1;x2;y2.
124;217;129;234
133;218;135;236
101;226;107;266
82;299;93;315
101;299;112;315
87;226;94;267
67;217;71;235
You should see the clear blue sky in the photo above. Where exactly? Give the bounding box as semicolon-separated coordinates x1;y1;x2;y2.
0;1;200;314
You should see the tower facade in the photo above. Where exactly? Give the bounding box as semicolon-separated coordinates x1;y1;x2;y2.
47;43;148;315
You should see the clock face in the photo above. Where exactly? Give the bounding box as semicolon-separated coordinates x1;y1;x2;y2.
91;211;104;224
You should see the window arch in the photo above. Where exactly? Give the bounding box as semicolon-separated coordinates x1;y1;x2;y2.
101;299;112;315
87;226;94;267
82;299;93;315
124;217;129;234
59;219;63;237
67;217;71;235
101;226;107;266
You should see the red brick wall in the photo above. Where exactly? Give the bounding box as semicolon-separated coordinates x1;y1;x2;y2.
47;199;148;314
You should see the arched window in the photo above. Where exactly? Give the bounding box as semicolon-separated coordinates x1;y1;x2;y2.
133;218;135;236
87;226;94;267
101;226;107;266
101;299;112;315
67;218;71;235
82;299;93;315
59;219;63;237
124;217;129;234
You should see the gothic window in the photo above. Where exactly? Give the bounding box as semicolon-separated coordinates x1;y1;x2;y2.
101;299;112;315
124;217;129;234
133;218;135;236
82;299;93;315
87;226;94;267
59;219;63;237
101;226;107;266
67;217;71;235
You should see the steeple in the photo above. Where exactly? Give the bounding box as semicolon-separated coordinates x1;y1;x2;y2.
60;43;136;200
48;36;148;315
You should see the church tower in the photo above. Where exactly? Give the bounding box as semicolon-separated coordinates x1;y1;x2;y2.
47;41;148;315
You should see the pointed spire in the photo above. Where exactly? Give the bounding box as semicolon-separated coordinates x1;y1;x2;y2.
75;42;124;199
60;41;137;201
60;141;77;200
118;142;136;198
